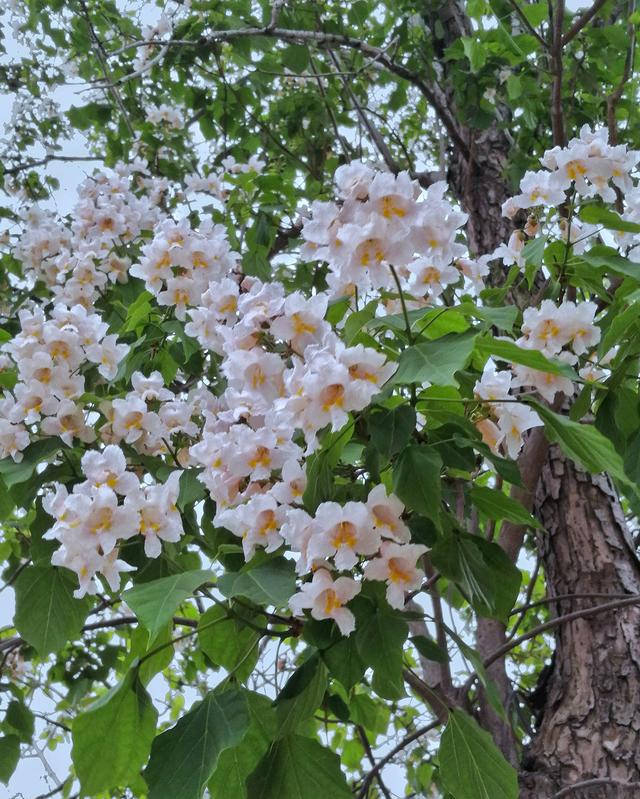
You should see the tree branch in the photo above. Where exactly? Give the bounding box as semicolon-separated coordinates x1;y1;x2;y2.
105;27;470;157
553;777;640;797
562;0;608;45
3;155;103;176
356;718;442;799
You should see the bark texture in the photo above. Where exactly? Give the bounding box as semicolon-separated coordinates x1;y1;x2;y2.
519;448;640;798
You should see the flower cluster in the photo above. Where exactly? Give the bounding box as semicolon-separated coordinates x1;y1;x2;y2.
503;125;640;218
130;218;239;320
473;299;602;456
301;163;488;302
99;370;200;459
0;304;128;461
43;445;183;597
5;127;630;632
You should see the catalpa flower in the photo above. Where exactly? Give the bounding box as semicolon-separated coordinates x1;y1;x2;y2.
363;541;428;609
289;568;361;635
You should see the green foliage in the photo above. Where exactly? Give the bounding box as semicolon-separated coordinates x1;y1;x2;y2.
144;689;250;799
218;556;297;606
393;331;478;386
439;709;518;799
245;734;352;799
72;669;158;795
13;566;92;655
123;570;215;640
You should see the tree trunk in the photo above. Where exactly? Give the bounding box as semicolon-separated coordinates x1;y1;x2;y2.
519;449;640;798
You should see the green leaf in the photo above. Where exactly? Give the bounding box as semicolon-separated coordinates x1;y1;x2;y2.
457;302;518;332
178;468;206;511
322;635;367;690
393;332;477;386
368;404;416;457
410;635;450;663
13;566;92;655
0;735;19;785
393;445;442;522
475;336;577;378
121;290;153;333
198;604;261;681
145;688;250;799
530;401;632;487
275;653;327;736
469;486;541;528
218;557;296;607
356;606;408;699
579;205;640;233
4;701;34;743
0;438;63;488
208;692;277;799
123;570;214;640
431;534;521;622
461;36;486;72
72;670;158;795
245;734;351;799
439;709;518;799
582;245;640;280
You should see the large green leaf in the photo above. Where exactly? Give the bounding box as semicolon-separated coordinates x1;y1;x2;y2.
392;445;442;522
144;688;250;799
218;557;296;606
207;692;277;799
13;566;92;655
368;404;416;457
322;636;367;690
245;734;351;799
72;669;158;795
0;735;19;785
475;336;577;378
582;245;640;279
579;204;640;233
392;331;478;386
275;653;327;736
469;486;541;528
198;604;261;681
531;402;632;487
431;534;521;622
355;605;408;700
439;709;518;799
123;570;214;640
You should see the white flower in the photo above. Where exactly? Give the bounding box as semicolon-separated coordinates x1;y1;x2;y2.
289;568;361;635
308;501;380;570
363;541;428;609
366;484;410;543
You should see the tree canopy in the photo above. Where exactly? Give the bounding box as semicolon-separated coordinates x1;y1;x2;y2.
1;1;640;798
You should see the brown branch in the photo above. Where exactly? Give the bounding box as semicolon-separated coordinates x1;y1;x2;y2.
268;221;304;259
356;726;393;799
3;156;103;176
505;0;548;47
553;777;640;797
606;12;636;148
356;718;442;799
550;0;567;147
562;0;608;45
108;28;470;157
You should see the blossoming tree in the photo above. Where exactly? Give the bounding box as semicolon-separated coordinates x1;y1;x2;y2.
1;1;640;797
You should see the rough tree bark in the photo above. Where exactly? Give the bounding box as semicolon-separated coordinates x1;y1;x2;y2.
424;1;640;794
520;450;640;798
